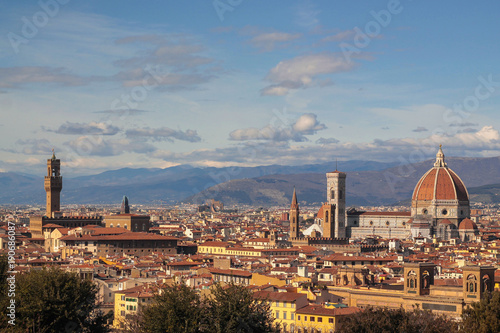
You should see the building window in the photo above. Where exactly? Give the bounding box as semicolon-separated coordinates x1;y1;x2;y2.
121;311;125;316
291;313;294;320
310;316;315;322
283;311;287;320
385;221;390;226
442;209;448;216
369;221;373;226
318;317;323;323
276;311;279;319
328;318;334;324
297;315;300;321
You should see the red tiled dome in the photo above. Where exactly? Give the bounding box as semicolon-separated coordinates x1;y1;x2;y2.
459;218;477;230
412;147;469;202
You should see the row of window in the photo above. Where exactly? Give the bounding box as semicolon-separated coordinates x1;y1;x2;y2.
275;301;295;308
297;315;334;324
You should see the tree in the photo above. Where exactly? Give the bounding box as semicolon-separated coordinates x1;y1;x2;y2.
461;291;500;333
203;283;280;333
137;282;203;333
134;282;279;333
340;306;458;333
3;267;112;333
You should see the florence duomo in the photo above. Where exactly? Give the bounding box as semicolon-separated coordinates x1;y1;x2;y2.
289;146;478;246
3;1;500;332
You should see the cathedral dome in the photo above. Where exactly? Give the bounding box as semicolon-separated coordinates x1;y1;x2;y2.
458;218;477;230
412;146;469;202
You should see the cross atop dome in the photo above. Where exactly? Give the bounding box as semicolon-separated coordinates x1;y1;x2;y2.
434;144;447;167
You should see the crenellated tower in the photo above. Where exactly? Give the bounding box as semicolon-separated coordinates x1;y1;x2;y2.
44;150;62;217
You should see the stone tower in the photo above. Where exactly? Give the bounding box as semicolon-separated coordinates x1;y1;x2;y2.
326;170;346;238
121;195;130;214
462;266;496;303
44;150;62;217
404;262;435;296
289;187;300;239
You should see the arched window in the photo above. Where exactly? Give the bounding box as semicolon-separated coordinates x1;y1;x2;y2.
467;274;477;293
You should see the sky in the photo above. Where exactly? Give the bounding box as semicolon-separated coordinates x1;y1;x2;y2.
1;0;500;176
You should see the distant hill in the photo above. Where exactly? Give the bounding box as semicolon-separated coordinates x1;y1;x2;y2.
186;156;500;207
0;160;398;205
469;183;500;204
1;156;500;206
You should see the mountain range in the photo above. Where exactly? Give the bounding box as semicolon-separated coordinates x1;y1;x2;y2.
1;156;499;207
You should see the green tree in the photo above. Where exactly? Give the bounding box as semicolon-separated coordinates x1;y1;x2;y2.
137;282;203;333
340;306;458;333
203;283;280;333
461;291;500;333
2;267;111;333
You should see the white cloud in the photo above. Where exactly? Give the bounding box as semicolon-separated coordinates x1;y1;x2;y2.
155;126;500;166
229;113;326;142
321;30;356;42
46;121;120;135
125;127;201;142
250;32;302;51
261;53;355;95
15;139;55;155
66;136;157;157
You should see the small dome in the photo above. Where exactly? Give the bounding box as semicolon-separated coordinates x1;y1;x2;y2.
459;218;477;230
412;146;469;202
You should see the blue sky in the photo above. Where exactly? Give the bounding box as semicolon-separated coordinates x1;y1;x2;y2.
1;0;500;176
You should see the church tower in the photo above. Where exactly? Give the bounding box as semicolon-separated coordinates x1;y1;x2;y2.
326;170;346;238
289;188;300;239
44;150;62;217
121;195;130;214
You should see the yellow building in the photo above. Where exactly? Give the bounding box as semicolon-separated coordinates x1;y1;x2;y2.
295;304;360;332
253;291;308;332
198;241;262;257
327;263;496;320
113;286;154;329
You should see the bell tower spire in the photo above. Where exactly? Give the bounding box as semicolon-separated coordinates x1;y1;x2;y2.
44;150;62;217
289;187;300;239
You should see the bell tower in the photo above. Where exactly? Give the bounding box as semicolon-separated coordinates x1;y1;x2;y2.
44;150;62;217
326;170;346;238
289;187;300;239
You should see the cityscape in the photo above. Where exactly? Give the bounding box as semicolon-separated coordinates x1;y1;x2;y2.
2;1;500;332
